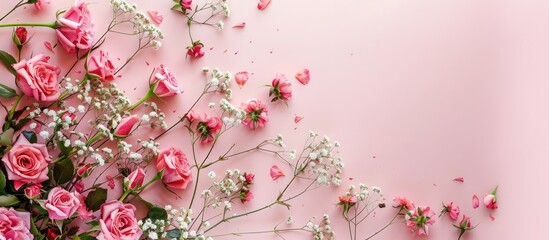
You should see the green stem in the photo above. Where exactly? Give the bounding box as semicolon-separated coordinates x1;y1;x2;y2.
7;94;23;122
128;88;154;111
0;0;25;22
0;22;56;28
118;189;131;201
85;133;102;146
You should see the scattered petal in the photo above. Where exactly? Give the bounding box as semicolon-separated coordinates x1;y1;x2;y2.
453;177;464;182
257;0;271;10
147;11;163;25
295;68;310;85
472;194;479;209
294;115;303;123
270;165;285;180
44;41;54;53
145;61;150;66
233;22;246;28
235;71;249;89
489;213;496;221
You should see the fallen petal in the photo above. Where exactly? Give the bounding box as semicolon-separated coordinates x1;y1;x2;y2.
295;68;310;85
472;194;479;209
235;71;249;89
270;165;285;180
147;10;164;25
294;115;303;123
489;213;496;221
453;177;464;182
44;41;54;53
257;0;271;10
233;22;246;28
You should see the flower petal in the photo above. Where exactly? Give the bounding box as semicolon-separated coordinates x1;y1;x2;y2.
294;115;303;123
472;194;479;209
147;10;163;25
452;177;464;182
44;41;54;53
235;71;249;89
233;22;246;28
270;165;285;180
257;0;271;10
295;68;310;85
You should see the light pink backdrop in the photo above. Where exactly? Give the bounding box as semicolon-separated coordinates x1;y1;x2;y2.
1;0;546;239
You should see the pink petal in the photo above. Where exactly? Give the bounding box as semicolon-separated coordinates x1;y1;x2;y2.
295;68;310;85
294;115;303;123
233;22;246;28
257;0;271;10
270;165;285;180
235;71;249;89
44;41;54;53
489;213;496;221
147;11;163;25
453;177;464;182
472;194;480;209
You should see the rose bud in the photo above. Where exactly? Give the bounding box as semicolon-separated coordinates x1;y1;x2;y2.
76;163;92;177
13;27;28;47
124;168;145;190
187;41;205;58
24;184;42;200
114;115;140;138
240;190;254;203
152;65;180;98
46;228;60;240
483;186;498;209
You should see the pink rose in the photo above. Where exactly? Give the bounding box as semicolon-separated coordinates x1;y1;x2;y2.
338;194;357;204
153;64;181;97
484;194;498;209
295;68;310;85
76;162;93;177
270;165;285;180
0;208;33;240
13;54;61;102
441;201;460;220
14;27;28;46
244;172;254;185
125;168;145;190
55;0;94;54
24;184;42;199
44;187;81;220
156;147;192;189
405;206;436;236
187;42;205;58
97;200;142;240
393;196;415;211
181;0;192;10
242;98;269;129
1;136;51;190
114;115;140;138
235;71;249;88
240;190;254;203
74;180;85;193
195;114;222;144
87;50;116;81
269;74;292;101
74;192;93;220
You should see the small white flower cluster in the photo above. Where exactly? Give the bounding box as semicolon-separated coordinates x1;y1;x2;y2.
305;214;335;240
273;134;285;148
206;169;247;209
141;102;168;129
203;67;233;99
219;99;245;126
110;0;137;13
110;0;163;49
346;183;381;202
304;132;344;186
138;206;213;240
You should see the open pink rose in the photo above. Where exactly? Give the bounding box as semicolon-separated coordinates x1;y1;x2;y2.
270;165;285;180
393;196;415;211
0;208;33;240
1;136;51;190
13;54;61;102
87;50;116;81
242;98;269;129
295;68;310;85
125;168;145;190
156;147;192;189
153;64;181;97
44;187;81;220
97;200;142;240
55;0;94;54
269;74;292;102
405;206;436;236
114;115;140;138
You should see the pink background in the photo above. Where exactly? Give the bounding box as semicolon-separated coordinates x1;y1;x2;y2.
1;0;546;239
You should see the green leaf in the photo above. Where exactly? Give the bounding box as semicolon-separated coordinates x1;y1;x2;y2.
56;139;72;156
0;170;6;194
22;130;37;143
147;205;168;221
0;194;21;206
85;188;107;212
86;221;100;227
0;50;17;76
0;83;17;98
53;157;74;185
166;229;182;238
0;128;14;146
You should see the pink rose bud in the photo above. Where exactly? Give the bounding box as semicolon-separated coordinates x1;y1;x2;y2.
114;115;140;138
24;184;42;199
472;194;479;209
76;163;92;177
244;172;255;185
240;190;254;203
295;68;310;85
187;42;205;58
270;165;285;180
55;0;94;54
269;74;292;102
13;27;28;46
125;168;145;190
455;215;475;240
257;0;272;10
181;0;193;10
74;180;84;193
44;187;81;220
153;65;181;97
13;54;61;102
235;71;249;88
87;50;117;82
483;194;498;209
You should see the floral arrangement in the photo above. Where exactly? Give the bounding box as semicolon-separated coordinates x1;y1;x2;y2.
0;0;499;240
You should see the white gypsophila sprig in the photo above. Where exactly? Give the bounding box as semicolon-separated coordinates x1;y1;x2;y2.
204;67;233;99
